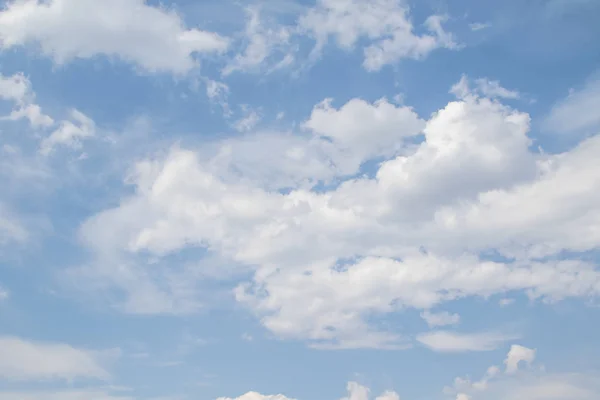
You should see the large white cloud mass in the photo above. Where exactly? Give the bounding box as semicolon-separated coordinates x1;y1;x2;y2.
74;76;600;349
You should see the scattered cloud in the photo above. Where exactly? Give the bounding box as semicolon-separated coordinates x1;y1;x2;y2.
299;0;458;71
498;298;515;307
0;72;53;127
223;7;294;76
446;344;600;400
420;310;461;328
543;73;600;133
504;344;536;374
0;336;114;382
474;78;520;99
452;75;520;100
233;105;262;132
73;77;600;349
40;109;96;155
217;394;293;400
469;22;491;31
416;331;516;352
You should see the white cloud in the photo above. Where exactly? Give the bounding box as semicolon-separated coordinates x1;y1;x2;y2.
223;7;293;76
446;345;600;400
218;382;401;400
0;336;113;382
233;105;262;132
299;0;457;71
39;109;95;155
205;79;231;116
0;285;8;300
543;73;600;133
474;78;520;99
452;75;520;100
5;103;55;127
217;364;600;400
0;71;31;103
216;392;294;400
469;22;491;31
504;344;536;374
416;331;516;352
498;298;515;307
304;97;424;163
420;310;460;328
0;71;53;127
341;382;400;400
0;0;229;75
75;77;600;348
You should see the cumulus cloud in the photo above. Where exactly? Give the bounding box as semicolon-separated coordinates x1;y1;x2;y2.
0;336;113;382
0;0;229;74
504;344;536;374
74;77;600;349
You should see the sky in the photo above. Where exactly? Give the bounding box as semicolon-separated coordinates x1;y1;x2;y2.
0;0;600;399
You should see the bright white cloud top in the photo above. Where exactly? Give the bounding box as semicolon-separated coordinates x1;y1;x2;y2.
0;0;599;399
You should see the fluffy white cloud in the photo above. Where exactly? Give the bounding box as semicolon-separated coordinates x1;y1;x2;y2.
0;336;113;382
0;72;31;103
76;77;600;348
5;103;55;127
504;344;536;374
304;97;424;164
341;382;400;400
0;0;229;74
299;0;458;70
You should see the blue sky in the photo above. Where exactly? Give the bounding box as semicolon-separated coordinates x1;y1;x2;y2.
1;0;600;399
